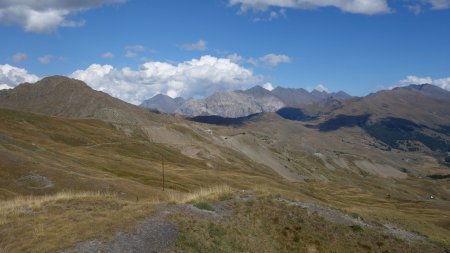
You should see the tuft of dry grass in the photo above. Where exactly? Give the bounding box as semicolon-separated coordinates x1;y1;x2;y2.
0;191;155;253
169;197;444;253
0;191;113;225
165;184;235;204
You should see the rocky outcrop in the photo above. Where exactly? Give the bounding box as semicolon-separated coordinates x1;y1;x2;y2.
139;85;352;118
176;91;285;118
140;94;185;114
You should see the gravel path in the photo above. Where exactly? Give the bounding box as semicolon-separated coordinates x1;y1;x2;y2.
58;192;428;252
59;219;177;253
57;207;178;253
57;202;231;253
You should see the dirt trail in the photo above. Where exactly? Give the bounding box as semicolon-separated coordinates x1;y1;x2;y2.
57;206;178;253
56;202;231;253
58;192;430;252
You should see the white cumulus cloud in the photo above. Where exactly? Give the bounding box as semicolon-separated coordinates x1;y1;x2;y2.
228;53;291;67
101;52;115;59
227;53;244;63
406;1;450;12
398;75;433;86
0;84;13;90
37;55;67;64
427;0;450;9
314;84;329;92
125;45;146;58
229;0;391;15
13;52;28;63
179;40;207;51
269;8;286;20
38;55;53;64
0;64;40;88
258;53;291;66
262;82;275;91
70;55;260;104
394;75;450;91
0;0;126;33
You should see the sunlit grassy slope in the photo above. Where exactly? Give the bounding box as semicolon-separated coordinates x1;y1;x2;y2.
0;108;288;200
0;107;449;252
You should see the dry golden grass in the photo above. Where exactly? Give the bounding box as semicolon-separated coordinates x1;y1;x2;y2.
0;185;241;253
165;184;235;204
1;108;449;251
170;197;443;253
296;181;450;248
0;191;113;225
0;191;155;253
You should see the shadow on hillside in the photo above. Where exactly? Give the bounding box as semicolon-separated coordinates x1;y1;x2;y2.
188;113;261;126
310;114;450;153
312;114;371;132
276;107;317;122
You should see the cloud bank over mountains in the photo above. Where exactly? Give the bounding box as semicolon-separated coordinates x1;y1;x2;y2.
0;56;259;105
393;75;450;90
2;61;449;106
70;55;260;104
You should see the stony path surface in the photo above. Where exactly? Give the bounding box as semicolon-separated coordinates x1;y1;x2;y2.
57;207;178;253
59;219;177;253
58;191;430;252
57;201;232;253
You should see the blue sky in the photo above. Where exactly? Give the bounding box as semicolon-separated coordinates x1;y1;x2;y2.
1;0;450;103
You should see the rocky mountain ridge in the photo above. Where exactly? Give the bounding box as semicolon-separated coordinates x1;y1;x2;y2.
140;85;352;118
0;76;160;124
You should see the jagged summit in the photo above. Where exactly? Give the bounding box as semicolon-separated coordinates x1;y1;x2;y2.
140;94;185;114
175;91;285;118
241;85;274;97
140;85;353;118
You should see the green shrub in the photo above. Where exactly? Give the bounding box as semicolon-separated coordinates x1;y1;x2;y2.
218;192;234;201
349;225;363;232
194;202;214;211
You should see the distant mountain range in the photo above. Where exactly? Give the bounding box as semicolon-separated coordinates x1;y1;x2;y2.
327;83;450;127
140;85;352;118
138;81;450;154
1;76;449;155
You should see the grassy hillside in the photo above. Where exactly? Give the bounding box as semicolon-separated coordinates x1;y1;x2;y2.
0;108;449;252
171;196;443;253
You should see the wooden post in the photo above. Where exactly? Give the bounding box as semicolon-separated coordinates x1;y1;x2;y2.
162;154;165;191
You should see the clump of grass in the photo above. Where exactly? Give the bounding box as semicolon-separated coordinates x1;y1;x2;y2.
166;185;234;204
0;191;154;253
350;225;363;232
194;202;214;211
170;197;442;253
218;192;234;201
0;191;113;225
